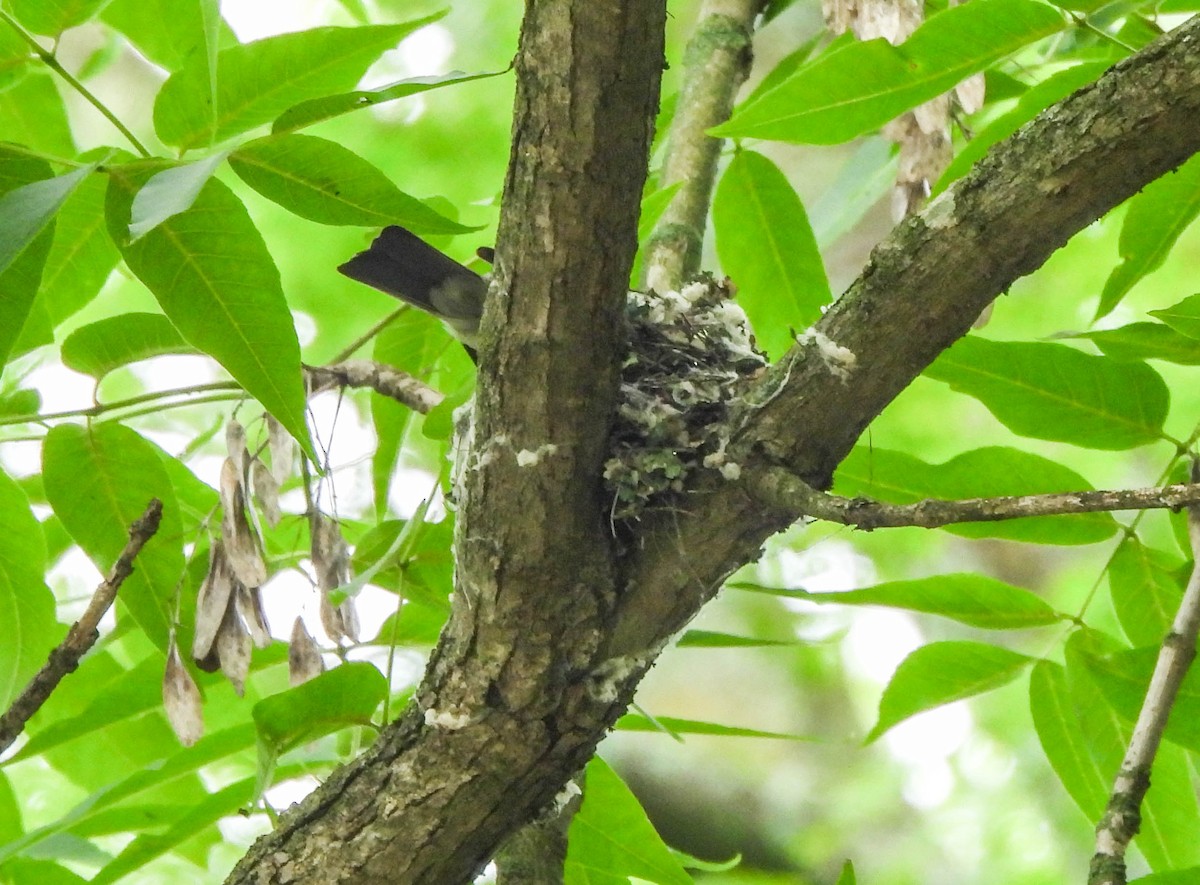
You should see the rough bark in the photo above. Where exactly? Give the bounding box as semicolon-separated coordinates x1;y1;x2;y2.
226;13;1200;885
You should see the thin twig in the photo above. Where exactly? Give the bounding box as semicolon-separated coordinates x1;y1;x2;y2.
1089;460;1200;884
0;11;151;158
750;465;1200;529
0;499;164;754
304;361;445;414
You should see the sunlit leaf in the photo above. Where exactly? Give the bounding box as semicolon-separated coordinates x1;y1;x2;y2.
1075;322;1200;365
742;574;1063;629
229;134;469;232
252;662;386;754
0;468;57;712
154;18;444;148
43;423;184;651
1108;538;1184;648
7;0;110;35
614;715;808;741
713;149;830;360
128;153;230;240
565;756;691;885
1029;660;1108;819
61;313;196;378
715;0;1064;144
925;337;1169;449
1098;154;1200;318
866;641;1033;742
106;163;313;459
1151;294;1200;342
271;68;507;133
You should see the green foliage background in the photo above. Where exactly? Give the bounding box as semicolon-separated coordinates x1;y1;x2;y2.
0;0;1198;883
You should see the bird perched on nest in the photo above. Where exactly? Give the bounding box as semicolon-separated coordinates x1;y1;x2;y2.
338;225;765;522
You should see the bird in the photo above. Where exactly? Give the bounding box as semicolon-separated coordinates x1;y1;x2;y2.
337;225;489;356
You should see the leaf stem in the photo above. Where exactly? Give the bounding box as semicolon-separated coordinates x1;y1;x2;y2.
0;10;152;158
0;381;244;428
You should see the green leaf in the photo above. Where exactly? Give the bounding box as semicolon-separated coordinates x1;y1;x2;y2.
834;445;1117;544
271;68;507;134
0;150;79;368
1028;660;1108;819
866;641;1033;742
1068;633;1200;869
61;313;196;379
936;62;1110;193
0;468;57;712
252;662;386;754
835;860;857;885
565;756;692;885
1108;538;1184;647
1098;154;1200;318
924;337;1169;449
101;0;230;72
229;134;469;232
0;74;75;156
90;770;306;885
741;574;1062;629
106;163;313;459
8;658;164;763
0;163;78;262
154;18;443;149
614;715;807;741
1075;322;1200;365
33;154;121;330
712;150;830;360
676;629;797;648
7;0;110;35
128;152;230;240
42;423;184;651
1151;294;1200;342
0;725;258;865
714;0;1064;144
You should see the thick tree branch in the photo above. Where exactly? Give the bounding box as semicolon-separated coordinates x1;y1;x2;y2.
1090;463;1200;885
0;499;163;753
749;469;1200;529
642;0;764;291
227;4;666;883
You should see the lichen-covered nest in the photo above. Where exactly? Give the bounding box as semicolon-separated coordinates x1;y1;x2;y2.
603;275;766;522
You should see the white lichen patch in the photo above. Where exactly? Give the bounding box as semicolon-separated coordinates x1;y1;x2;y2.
515;443;558;467
586;654;647;704
797;329;857;382
423;706;474;730
923;190;956;229
604;275;766;521
552;779;583;814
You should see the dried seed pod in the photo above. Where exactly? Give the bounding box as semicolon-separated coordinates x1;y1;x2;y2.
220;457;268;587
310;513;350;593
266;415;294;486
235;583;272;648
225;419;248;477
956;73;986;115
193;542;235;661
289;617;325;686
163;635;203;746
215;605;252;697
251;457;282;528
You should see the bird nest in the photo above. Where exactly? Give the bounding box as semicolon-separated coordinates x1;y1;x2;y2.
603;275;766;522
